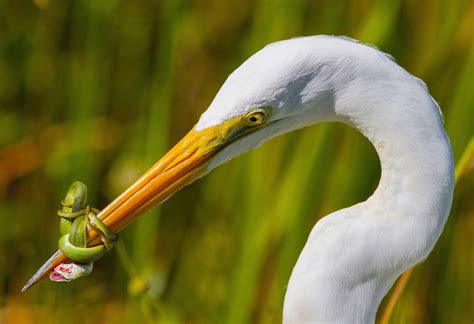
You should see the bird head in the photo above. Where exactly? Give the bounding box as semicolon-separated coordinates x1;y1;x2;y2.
101;37;346;234
25;36;382;288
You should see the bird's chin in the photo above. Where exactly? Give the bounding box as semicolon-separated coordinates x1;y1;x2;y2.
207;118;290;170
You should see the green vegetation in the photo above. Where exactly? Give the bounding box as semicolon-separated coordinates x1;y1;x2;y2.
0;0;472;323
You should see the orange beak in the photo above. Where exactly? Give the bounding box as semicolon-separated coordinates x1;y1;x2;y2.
22;116;251;291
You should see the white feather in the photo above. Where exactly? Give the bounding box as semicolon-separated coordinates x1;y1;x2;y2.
196;36;454;323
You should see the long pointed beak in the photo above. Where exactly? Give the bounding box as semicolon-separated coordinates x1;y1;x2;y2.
23;116;247;292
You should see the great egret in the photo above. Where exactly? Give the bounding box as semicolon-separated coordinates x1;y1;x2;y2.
24;36;454;323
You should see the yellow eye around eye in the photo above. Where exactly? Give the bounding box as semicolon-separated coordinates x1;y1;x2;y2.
243;108;270;126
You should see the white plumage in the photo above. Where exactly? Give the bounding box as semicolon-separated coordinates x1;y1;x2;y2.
196;36;454;323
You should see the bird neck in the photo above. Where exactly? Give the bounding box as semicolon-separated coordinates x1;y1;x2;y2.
335;82;454;319
345;84;455;244
284;81;454;324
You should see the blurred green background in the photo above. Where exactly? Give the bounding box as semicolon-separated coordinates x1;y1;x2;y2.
0;0;473;323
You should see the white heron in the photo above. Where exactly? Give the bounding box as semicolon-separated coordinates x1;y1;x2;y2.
25;36;454;323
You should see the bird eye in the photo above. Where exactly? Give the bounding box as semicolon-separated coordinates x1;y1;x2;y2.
243;108;270;126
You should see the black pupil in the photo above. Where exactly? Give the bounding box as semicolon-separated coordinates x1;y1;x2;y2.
249;115;259;123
